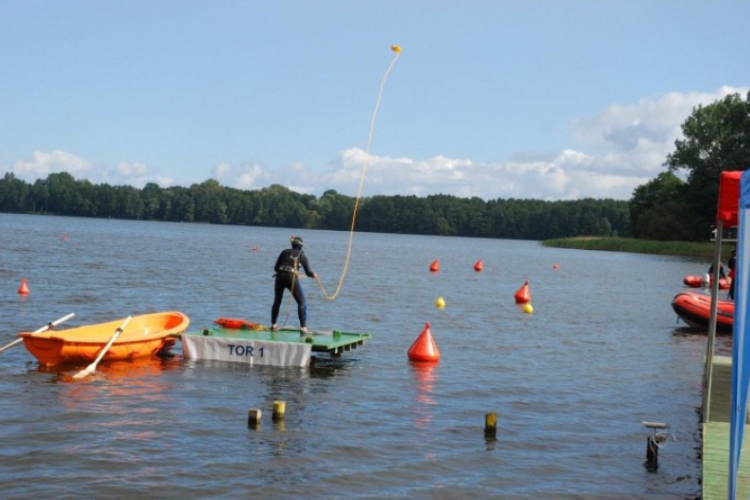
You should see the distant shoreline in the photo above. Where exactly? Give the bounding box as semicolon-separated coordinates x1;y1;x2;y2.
541;236;733;260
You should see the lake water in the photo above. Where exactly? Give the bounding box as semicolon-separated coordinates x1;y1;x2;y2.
0;213;724;498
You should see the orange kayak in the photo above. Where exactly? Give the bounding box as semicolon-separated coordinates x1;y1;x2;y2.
19;311;190;366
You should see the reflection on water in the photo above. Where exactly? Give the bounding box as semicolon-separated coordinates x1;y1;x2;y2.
411;362;437;431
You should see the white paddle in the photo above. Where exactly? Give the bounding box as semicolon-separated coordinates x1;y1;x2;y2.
0;313;75;354
72;316;131;380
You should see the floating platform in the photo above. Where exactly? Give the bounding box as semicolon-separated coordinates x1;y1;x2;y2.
173;326;370;368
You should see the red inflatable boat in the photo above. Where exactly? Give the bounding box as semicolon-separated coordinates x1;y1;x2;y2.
682;275;731;290
671;291;734;333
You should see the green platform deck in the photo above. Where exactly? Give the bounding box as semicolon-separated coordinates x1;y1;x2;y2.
175;326;370;357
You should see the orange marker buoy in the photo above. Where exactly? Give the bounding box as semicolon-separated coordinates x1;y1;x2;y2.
514;280;530;304
474;259;483;272
553;264;560;269
61;234;68;241
251;246;259;252
18;278;29;295
408;322;440;363
429;259;440;272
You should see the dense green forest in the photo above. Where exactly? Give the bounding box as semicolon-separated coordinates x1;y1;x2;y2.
0;172;630;240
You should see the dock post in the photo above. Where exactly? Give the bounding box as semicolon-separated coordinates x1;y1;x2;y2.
248;408;262;429
484;412;497;441
273;401;286;423
645;436;659;472
642;421;667;472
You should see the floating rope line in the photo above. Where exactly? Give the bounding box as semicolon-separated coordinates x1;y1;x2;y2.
316;44;401;301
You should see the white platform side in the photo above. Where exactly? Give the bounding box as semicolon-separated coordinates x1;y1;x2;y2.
182;335;311;367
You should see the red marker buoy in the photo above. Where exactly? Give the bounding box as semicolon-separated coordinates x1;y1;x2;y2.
61;234;68;241
429;259;440;273
408;322;440;363
552;264;560;269
251;246;259;252
18;278;29;295
474;259;483;272
514;280;530;304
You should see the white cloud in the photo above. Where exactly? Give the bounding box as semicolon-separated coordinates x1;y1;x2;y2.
12;150;93;179
211;161;276;191
9;86;748;201
10;152;176;188
301;86;749;200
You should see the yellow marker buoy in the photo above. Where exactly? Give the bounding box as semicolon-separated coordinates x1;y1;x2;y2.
435;297;445;309
522;303;533;314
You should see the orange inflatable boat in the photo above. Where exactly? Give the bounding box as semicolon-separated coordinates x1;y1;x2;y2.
19;311;190;366
682;275;731;290
671;291;733;333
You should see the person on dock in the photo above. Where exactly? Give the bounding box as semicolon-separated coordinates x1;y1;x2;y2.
271;235;316;334
707;262;727;280
728;248;737;301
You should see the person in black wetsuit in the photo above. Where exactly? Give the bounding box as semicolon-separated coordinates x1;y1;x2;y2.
728;248;737;301
271;236;316;334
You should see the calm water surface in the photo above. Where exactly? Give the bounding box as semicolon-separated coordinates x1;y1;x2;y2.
0;214;723;498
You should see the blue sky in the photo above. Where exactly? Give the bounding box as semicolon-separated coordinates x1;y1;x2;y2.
1;1;748;201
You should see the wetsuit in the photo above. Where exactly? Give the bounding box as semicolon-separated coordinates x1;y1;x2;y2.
271;248;315;328
729;250;737;301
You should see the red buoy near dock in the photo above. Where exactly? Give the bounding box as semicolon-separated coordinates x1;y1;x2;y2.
18;278;29;295
474;259;483;272
514;280;530;304
408;322;440;363
429;259;440;273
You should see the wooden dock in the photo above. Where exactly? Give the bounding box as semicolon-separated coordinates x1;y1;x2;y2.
703;355;750;499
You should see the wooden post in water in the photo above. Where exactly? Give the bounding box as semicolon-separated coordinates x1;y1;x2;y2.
645;436;659;472
248;408;262;429
642;421;666;472
484;412;497;441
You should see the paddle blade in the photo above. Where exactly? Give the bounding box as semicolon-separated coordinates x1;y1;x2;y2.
72;367;94;380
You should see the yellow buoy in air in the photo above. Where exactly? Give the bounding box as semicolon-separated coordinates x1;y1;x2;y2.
435;297;446;309
391;44;401;53
522;303;533;314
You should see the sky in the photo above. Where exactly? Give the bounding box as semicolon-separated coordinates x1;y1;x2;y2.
1;1;749;202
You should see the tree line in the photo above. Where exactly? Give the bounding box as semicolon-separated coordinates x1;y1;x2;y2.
0;172;630;240
2;92;748;243
629;90;750;241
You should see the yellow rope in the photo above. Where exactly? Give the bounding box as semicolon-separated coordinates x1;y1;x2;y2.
316;44;401;301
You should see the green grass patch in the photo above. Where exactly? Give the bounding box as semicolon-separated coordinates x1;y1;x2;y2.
541;237;732;259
